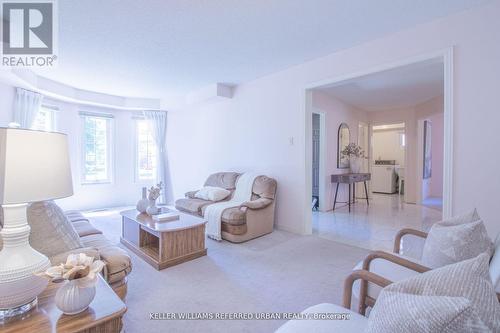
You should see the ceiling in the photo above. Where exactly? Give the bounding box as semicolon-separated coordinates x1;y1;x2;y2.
32;0;489;101
317;59;444;111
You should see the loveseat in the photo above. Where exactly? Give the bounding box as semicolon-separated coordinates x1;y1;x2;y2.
63;210;132;300
175;172;277;243
0;202;132;300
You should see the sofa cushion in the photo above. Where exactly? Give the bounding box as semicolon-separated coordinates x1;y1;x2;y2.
80;234;132;284
221;207;246;225
421;209;493;269
204;172;240;190
366;253;500;332
222;222;247;235
175;198;213;215
49;246;101;266
195;186;231;202
65;210;90;223
276;303;367;333
72;220;103;237
7;201;84;257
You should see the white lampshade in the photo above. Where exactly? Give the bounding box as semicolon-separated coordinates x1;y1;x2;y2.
0;128;73;204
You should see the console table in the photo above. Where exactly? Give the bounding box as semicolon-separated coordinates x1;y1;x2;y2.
331;173;371;212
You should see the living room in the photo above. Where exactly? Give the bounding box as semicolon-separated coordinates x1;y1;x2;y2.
1;1;500;332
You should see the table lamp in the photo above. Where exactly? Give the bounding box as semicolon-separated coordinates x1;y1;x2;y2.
0;128;73;319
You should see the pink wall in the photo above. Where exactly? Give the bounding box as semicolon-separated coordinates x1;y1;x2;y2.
429;112;444;197
415;96;445;199
168;1;500;236
311;91;368;210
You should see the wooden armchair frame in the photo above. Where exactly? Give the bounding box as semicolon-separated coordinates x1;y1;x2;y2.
358;228;500;314
358;228;431;315
343;269;392;312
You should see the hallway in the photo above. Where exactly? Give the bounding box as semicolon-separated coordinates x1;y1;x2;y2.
312;194;442;257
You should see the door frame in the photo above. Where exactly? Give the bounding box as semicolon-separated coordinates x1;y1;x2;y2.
302;47;454;234
311;111;327;211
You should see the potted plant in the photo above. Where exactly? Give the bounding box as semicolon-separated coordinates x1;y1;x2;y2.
341;143;365;173
37;253;105;315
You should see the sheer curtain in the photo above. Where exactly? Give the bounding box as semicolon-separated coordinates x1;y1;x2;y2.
13;88;43;128
143;110;172;204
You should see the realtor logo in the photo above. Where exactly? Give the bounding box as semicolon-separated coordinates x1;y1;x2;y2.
1;0;57;67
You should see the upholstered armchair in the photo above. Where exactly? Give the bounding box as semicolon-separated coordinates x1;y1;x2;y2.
175;172;277;243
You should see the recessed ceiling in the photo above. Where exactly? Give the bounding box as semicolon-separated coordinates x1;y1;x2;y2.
317;59;444;111
33;0;490;103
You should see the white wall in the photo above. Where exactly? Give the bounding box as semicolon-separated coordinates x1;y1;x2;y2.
372;129;405;165
311;91;368;211
167;1;500;236
0;83;157;211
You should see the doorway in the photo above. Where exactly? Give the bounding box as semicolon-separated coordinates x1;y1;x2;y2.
371;122;406;197
311;111;326;211
304;48;454;239
417;115;444;211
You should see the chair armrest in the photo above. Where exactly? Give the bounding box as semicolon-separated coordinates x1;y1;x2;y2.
393;228;428;254
240;198;273;210
185;190;198;199
357;250;431;314
343;269;392;312
362;250;431;273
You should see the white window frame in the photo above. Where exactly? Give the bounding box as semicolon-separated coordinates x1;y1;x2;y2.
80;112;114;185
134;117;157;183
31;104;58;131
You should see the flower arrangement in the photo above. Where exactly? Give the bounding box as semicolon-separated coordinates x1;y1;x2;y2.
37;253;105;287
148;182;163;201
341;143;365;158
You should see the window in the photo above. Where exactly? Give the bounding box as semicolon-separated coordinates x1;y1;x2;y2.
136;119;157;181
32;105;57;131
400;133;406;147
81;114;113;184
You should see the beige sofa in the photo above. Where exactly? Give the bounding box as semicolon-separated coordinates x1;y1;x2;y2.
175;172;277;243
60;210;132;300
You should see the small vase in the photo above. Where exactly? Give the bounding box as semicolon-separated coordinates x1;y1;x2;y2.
136;187;149;213
146;199;159;216
350;157;363;173
55;279;96;315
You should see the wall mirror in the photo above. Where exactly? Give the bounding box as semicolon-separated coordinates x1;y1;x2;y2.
337;123;350;169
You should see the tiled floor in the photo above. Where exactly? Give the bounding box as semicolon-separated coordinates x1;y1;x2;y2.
312;194;443;257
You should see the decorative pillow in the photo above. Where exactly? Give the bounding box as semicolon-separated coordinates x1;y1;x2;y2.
366;253;500;332
194;186;231;202
26;201;83;257
421;209;493;268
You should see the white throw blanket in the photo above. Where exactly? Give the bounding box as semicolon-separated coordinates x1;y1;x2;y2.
204;172;258;241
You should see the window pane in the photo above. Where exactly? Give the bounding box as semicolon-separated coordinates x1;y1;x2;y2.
31;106;55;131
136;120;157;180
83;116;111;183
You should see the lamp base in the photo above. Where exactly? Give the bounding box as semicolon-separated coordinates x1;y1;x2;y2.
0;298;37;323
0;203;50;318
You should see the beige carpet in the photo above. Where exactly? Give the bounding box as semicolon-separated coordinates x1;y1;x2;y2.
86;208;368;333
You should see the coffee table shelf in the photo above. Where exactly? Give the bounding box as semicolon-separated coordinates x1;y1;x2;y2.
120;209;207;270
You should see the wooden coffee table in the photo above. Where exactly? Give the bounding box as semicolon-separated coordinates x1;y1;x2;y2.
0;276;126;333
120;208;207;270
